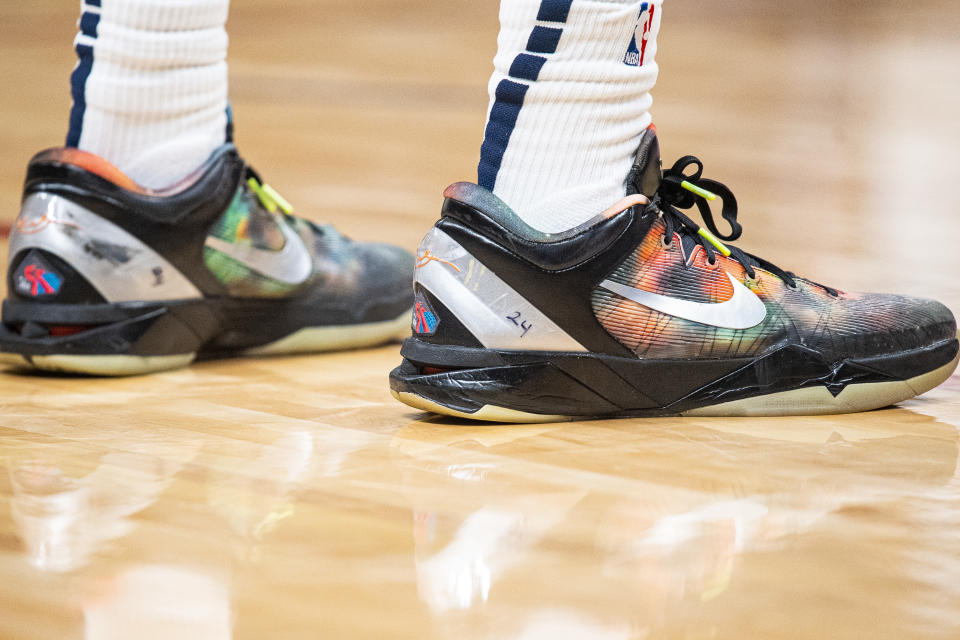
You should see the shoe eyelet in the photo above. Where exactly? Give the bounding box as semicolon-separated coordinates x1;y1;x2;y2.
660;235;673;251
705;258;721;271
745;274;760;288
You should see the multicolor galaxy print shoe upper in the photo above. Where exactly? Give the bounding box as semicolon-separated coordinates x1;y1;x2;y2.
1;145;414;375
390;127;959;422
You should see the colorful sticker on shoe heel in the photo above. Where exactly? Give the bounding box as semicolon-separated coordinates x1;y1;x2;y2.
624;2;656;67
413;293;440;336
14;251;63;297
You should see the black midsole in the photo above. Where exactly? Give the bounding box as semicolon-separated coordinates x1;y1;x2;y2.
0;291;411;357
390;337;959;417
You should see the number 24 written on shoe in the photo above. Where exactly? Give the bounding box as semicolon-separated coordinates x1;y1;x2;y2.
506;311;533;338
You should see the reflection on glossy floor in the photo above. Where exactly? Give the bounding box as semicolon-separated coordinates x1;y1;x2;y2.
1;1;960;639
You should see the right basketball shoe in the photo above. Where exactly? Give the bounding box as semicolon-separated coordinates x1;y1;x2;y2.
390;126;959;422
1;145;413;375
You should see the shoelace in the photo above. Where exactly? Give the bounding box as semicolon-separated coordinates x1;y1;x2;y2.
246;169;294;216
657;156;838;297
245;168;328;237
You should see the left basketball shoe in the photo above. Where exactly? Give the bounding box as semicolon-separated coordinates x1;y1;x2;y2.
0;145;413;375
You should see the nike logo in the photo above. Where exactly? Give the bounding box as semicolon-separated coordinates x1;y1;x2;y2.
206;219;313;286
600;273;767;330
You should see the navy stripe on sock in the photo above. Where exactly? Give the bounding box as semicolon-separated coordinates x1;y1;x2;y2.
509;54;548;82
527;26;563;54
225;103;235;142
86;0;102;6
477;0;574;189
66;12;100;148
478;80;530;190
536;0;574;23
79;12;99;38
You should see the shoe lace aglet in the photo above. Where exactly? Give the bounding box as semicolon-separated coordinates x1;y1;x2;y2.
247;177;295;215
262;183;294;215
698;227;732;257
681;180;718;201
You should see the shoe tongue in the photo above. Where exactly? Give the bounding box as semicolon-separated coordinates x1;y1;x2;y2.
625;125;662;199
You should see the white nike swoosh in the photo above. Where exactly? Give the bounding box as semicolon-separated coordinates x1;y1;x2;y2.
600;273;767;330
206;220;313;286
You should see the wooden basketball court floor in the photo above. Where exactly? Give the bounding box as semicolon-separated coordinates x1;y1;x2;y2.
1;1;959;638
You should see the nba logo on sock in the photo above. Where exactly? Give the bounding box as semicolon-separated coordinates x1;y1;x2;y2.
624;3;656;67
413;294;439;336
14;251;63;298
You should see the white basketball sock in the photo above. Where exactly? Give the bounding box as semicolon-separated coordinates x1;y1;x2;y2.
67;0;230;189
480;0;663;233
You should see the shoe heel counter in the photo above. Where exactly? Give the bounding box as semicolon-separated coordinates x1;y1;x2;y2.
7;192;202;304
7;246;105;304
412;227;586;352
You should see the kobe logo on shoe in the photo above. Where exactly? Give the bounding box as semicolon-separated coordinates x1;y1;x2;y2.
600;273;767;330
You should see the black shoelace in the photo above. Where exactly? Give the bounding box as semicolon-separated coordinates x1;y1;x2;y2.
656;156;838;297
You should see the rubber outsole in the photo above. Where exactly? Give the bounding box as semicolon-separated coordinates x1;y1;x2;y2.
681;350;959;417
1;311;411;377
392;389;571;424
21;353;196;377
391;337;960;423
243;313;411;356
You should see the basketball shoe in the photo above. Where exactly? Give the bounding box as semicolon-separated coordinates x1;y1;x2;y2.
1;145;413;375
390;126;959;422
